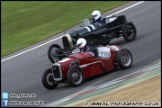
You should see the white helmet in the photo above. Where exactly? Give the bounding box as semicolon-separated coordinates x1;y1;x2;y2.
92;10;101;20
76;38;87;48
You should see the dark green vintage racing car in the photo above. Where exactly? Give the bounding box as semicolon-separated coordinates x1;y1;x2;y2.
48;15;136;63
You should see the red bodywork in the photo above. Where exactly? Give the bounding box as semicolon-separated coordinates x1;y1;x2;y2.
53;45;121;81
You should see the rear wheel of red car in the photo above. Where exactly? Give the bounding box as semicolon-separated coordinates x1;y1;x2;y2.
116;49;133;69
42;68;58;90
48;44;61;63
67;65;84;87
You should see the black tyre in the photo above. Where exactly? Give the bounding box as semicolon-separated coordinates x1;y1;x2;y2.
48;44;61;63
116;49;133;69
122;23;136;42
42;68;58;90
67;65;84;87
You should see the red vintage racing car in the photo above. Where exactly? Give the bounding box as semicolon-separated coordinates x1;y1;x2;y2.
42;45;133;90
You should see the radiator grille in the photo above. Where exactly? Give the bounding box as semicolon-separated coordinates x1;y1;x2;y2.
52;66;60;79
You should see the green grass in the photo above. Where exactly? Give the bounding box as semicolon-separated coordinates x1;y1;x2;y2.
1;1;128;57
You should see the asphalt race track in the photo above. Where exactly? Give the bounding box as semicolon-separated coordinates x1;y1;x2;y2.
1;1;161;106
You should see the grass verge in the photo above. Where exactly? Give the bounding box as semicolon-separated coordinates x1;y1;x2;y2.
2;1;128;57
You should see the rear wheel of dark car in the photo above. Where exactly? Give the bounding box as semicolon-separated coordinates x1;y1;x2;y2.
116;48;133;69
122;23;136;42
48;44;61;63
67;65;84;87
42;68;58;90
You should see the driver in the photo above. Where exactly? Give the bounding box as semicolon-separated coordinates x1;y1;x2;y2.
91;10;106;25
76;38;94;54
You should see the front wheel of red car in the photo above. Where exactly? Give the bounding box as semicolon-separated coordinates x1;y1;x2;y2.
67;65;84;87
42;68;58;90
116;49;133;69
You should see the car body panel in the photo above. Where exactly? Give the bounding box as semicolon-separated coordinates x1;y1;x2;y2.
52;45;120;81
69;15;128;46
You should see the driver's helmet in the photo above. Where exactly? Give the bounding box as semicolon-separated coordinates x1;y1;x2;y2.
92;10;101;20
76;38;87;49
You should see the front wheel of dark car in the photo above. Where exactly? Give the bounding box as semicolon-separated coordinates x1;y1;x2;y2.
42;68;58;90
67;65;84;87
122;23;137;42
48;44;62;63
116;48;133;69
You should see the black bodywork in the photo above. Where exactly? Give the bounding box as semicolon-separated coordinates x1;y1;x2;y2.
69;15;136;46
48;15;137;63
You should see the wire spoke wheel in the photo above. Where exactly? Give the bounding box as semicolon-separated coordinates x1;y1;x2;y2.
71;69;82;84
67;65;84;87
123;23;136;42
125;25;134;38
116;49;133;69
48;44;61;63
121;51;132;67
